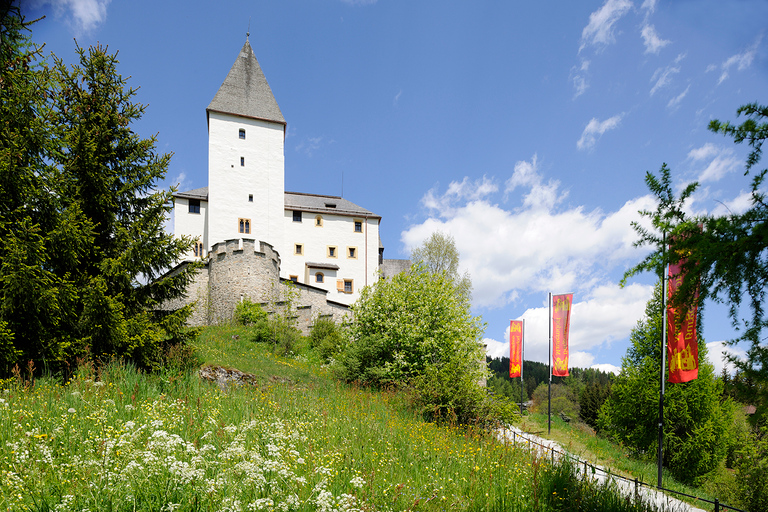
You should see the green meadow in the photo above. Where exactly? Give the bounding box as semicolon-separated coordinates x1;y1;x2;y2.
0;326;665;512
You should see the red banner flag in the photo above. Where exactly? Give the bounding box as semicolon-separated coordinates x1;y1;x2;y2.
552;294;572;377
667;261;698;383
509;320;523;378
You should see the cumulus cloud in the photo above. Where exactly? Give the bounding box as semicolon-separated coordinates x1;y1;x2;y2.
30;0;111;34
717;36;762;85
577;114;624;151
403;156;656;310
641;24;670;54
482;282;653;365
579;0;633;53
706;341;747;376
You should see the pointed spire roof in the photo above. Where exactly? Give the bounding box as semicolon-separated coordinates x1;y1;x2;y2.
207;40;285;125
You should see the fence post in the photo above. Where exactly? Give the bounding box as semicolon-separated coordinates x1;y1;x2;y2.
714;498;719;512
551;446;555;464
584;460;587;478
634;477;638;500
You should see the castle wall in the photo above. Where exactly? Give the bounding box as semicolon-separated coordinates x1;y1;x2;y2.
163;237;349;334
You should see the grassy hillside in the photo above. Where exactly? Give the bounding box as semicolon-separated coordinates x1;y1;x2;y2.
0;326;667;511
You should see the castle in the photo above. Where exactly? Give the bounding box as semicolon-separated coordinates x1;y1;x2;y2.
168;39;406;331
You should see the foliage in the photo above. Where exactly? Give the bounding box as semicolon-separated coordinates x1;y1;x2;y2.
732;426;768;512
338;262;490;424
308;315;344;361
624;103;768;409
234;297;269;327
598;283;733;484
234;295;302;356
579;380;612;430
530;382;580;420
0;6;197;375
411;232;472;302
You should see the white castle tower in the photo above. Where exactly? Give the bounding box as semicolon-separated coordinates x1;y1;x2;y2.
206;39;286;255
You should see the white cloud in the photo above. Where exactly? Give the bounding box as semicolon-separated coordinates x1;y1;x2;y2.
649;53;685;96
294;136;325;156
570;59;590;98
579;0;633;53
33;0;111;34
686;143;740;183
403;157;656;310
706;341;747;376
482;282;653;365
666;85;690;109
577;114;624;151
640;0;657;14
717;36;762;85
641;24;670;54
393;89;402;107
591;363;621;375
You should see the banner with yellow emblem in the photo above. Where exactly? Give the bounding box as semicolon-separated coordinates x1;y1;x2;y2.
509;320;523;378
552;294;572;377
667;261;698;383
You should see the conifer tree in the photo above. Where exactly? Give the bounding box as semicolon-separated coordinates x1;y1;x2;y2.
0;5;197;374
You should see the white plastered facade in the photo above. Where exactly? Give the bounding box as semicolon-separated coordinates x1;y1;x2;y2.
172;41;382;307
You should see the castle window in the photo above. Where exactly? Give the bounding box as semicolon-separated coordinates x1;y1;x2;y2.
240;157;245;167
347;247;357;259
325;202;336;208
315;215;323;227
188;199;200;214
248;194;253;202
337;279;353;293
289;275;298;283
293;210;302;222
238;218;250;234
354;220;363;233
327;246;337;258
315;272;324;283
193;241;204;257
239;129;246;139
295;243;303;255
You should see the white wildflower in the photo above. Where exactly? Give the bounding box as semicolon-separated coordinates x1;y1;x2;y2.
350;476;366;489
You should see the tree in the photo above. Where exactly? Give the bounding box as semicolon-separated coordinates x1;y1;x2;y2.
598;283;733;483
411;232;472;302
0;5;197;374
337;263;504;424
625;104;768;410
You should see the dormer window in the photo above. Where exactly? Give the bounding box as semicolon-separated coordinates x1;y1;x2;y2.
239;129;246;139
325;202;336;208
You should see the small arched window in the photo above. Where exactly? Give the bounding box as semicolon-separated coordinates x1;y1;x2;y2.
316;272;324;283
239;129;246;139
315;215;323;227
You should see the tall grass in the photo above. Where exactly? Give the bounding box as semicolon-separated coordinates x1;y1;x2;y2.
0;327;667;511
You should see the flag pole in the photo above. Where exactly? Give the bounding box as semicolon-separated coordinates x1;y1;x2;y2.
657;233;668;488
520;319;525;417
548;292;552;435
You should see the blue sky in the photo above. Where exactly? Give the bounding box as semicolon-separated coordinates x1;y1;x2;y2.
23;0;768;374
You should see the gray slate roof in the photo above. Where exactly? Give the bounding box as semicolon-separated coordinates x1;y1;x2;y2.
207;40;285;125
173;187;379;219
284;191;380;218
174;186;209;200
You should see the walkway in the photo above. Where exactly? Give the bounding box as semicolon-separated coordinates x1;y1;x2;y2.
496;426;709;512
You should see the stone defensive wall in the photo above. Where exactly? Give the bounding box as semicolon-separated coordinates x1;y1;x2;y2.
160;238;349;333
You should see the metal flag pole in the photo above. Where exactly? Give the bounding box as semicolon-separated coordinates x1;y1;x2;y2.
548;292;552;435
657;233;668;488
520;319;525;417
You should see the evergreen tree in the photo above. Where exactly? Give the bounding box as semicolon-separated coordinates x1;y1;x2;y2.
598;283;734;483
0;5;197;374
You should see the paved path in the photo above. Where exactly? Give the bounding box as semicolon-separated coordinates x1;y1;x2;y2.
496;426;709;512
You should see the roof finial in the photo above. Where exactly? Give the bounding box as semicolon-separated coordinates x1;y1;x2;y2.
247;17;251;42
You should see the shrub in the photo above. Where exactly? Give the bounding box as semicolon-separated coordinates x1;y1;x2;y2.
309;316;344;361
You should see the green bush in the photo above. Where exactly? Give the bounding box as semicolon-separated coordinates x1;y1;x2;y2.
234;298;268;326
309;316;344;361
337;263;491;424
